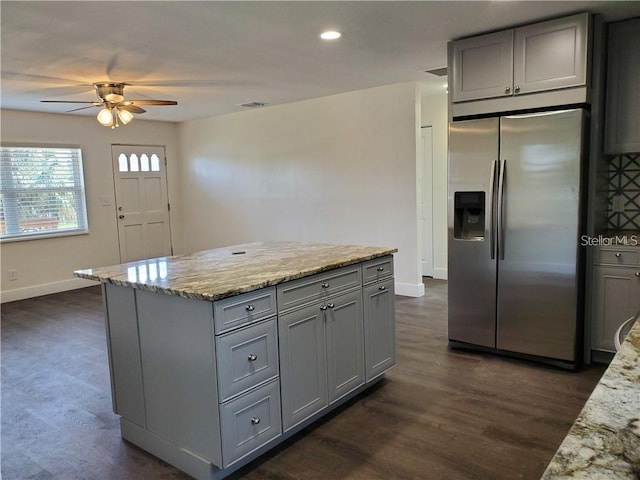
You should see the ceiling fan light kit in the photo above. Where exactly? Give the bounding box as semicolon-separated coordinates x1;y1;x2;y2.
40;82;177;128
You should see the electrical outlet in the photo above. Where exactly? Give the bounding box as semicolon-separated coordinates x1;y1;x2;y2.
8;269;17;281
612;195;626;213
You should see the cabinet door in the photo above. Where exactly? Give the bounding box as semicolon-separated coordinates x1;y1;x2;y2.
325;289;365;404
451;29;514;102
513;13;588;95
605;18;640;154
278;302;328;432
363;278;396;381
591;266;640;352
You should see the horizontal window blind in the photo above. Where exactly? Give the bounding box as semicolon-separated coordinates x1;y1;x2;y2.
1;146;88;240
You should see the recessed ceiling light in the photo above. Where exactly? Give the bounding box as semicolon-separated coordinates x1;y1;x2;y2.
320;30;342;40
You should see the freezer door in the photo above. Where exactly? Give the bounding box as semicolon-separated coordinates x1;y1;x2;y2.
448;118;499;348
497;109;584;361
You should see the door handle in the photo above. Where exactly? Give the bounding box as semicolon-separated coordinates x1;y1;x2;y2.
118;215;125;219
488;160;497;260
497;159;506;260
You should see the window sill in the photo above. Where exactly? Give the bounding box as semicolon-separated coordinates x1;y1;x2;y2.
0;229;90;243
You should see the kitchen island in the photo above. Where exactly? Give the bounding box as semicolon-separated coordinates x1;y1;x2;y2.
74;241;397;480
541;312;640;479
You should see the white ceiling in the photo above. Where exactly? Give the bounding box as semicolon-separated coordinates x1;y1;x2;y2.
2;1;638;123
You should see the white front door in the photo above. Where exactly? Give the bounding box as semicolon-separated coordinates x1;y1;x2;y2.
111;145;172;263
420;127;434;277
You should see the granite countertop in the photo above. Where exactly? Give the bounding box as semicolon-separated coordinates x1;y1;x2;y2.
74;241;397;302
541;313;640;479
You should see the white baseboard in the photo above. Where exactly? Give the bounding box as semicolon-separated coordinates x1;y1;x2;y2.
1;277;99;303
395;282;425;297
431;267;448;280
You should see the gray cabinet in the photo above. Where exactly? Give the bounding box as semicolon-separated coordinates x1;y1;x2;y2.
591;247;640;353
278;301;328;432
604;18;640;154
278;273;365;432
451;13;589;104
363;277;396;381
103;255;395;480
451;30;514;102
326;289;365;403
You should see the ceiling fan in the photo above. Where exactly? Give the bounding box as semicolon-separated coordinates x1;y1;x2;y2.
40;82;177;128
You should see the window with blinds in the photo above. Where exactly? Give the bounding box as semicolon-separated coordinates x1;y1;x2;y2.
0;145;88;241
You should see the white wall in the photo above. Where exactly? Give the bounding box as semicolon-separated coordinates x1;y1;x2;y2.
0;109;181;302
179;82;424;296
420;92;448;279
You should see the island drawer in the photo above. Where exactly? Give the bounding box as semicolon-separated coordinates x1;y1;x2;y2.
216;318;279;402
220;379;282;467
277;265;362;312
597;248;640;266
362;256;394;285
214;287;276;334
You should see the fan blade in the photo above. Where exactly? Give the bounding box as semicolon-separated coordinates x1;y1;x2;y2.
67;105;99;113
118;105;146;114
41;100;98;104
123;99;177;106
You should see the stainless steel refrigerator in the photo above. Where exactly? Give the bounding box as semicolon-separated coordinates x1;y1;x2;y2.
447;109;586;369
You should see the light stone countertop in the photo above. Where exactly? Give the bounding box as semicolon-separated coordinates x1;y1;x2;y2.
74;241;397;302
541;314;640;479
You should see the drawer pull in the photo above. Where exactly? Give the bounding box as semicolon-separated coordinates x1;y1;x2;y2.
247;354;258;362
327;303;335;309
321;282;330;289
245;305;255;312
377;266;385;272
636;272;640;277
320;305;328;311
615;252;622;258
251;417;261;425
379;285;386;291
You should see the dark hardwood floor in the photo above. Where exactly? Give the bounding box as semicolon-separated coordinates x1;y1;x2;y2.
1;280;605;480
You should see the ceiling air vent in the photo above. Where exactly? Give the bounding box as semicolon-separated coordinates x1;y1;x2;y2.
239;101;269;108
424;67;448;77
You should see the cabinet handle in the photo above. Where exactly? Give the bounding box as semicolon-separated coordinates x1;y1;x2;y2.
320;305;328;311
118;215;125;219
251;417;261;425
321;282;330;289
379;285;386;291
327;303;335;309
247;354;257;362
615;252;622;258
635;272;640;277
505;86;511;94
514;86;520;93
377;266;384;272
245;304;255;311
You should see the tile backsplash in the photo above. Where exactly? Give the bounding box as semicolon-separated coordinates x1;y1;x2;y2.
607;152;640;230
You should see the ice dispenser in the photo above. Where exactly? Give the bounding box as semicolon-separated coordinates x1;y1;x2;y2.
453;191;485;240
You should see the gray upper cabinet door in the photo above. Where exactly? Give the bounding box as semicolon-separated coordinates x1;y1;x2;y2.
452;29;514;103
325;289;365;404
513;13;588;95
605;18;640;154
363;278;396;382
278;301;328;432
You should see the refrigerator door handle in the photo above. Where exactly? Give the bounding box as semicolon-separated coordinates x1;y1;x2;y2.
497;159;506;260
489;160;497;260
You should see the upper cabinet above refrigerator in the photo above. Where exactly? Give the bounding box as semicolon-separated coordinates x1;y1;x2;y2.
449;13;591;118
604;18;640;154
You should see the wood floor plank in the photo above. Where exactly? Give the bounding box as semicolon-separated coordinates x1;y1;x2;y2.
1;280;605;480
